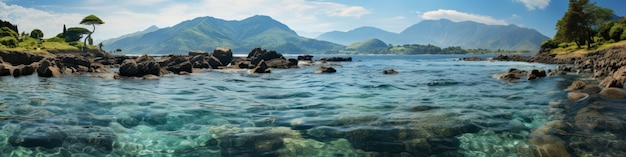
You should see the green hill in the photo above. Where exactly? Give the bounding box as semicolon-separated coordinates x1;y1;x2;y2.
346;38;388;50
103;15;342;54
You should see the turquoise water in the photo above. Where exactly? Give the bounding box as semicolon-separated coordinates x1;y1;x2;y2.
0;55;566;156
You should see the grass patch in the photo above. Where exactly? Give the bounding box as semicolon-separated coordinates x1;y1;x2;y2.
551;40;626;57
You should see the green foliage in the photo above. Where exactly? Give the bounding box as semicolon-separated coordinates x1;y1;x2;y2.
80;15;105;25
0;36;18;48
609;24;624;42
541;39;560;49
597;21;615;41
1;27;19;39
555;0;613;48
64;27;91;42
30;29;44;39
0;20;18;34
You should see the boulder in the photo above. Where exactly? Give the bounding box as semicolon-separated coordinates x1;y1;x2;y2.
297;55;313;61
165;61;192;74
248;47;284;66
189;55;210;69
0;63;11;76
565;80;587;91
11;66;22;77
383;69;399;74
251;60;270;73
527;69;546;80
118;59;139;77
581;85;602;94
37;58;62;77
207;55;224;69
314;67;336;73
158;55;189;74
211;48;233;66
599;88;626;99
599;67;626;88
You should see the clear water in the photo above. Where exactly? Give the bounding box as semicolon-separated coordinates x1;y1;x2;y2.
0;55;568;156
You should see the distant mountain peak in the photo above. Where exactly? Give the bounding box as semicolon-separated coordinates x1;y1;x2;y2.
317;19;549;51
144;25;159;31
103;15;341;54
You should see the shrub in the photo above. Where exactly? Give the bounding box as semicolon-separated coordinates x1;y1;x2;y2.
0;36;19;48
541;39;560;49
46;37;65;43
609;24;624;42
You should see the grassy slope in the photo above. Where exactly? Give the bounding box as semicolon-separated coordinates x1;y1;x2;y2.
0;37;97;54
552;40;626;57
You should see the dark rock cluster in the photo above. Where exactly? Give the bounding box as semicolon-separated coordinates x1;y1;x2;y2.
0;50;111;78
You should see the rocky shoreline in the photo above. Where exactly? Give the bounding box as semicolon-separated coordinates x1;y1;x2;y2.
0;47;355;80
464;46;626;156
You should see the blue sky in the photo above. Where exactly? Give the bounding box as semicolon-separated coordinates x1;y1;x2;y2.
1;0;624;43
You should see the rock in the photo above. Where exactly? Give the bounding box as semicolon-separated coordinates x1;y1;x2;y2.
320;57;352;62
265;58;297;69
165;61;192;74
251;60;270;73
527;69;546;80
0;63;11;76
314;67;336;73
581;85;602;94
383;69;399;74
37;58;62;77
11;65;22;77
599;67;626;88
529;134;570;157
207;55;224;69
118;59;139;77
9;125;66;149
211;48;233;66
157;55;188;74
248;47;284;66
565;80;587;91
460;57;488;61
0;50;44;65
567;92;589;101
297;55;313;61
189;55;210;69
188;50;209;56
599;88;626;99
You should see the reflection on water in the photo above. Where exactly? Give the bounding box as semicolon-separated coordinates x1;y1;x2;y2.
0;55;574;156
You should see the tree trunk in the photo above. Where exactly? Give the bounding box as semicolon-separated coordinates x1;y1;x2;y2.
83;24;96;53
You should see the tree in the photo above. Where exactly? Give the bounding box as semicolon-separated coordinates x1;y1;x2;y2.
80;14;104;51
555;0;613;48
63;27;91;42
609;24;624;41
63;24;67;36
30;29;44;39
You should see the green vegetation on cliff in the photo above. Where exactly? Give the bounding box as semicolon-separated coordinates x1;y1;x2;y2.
0;15;103;54
544;0;626;55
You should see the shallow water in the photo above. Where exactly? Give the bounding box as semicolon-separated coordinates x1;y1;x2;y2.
0;55;567;156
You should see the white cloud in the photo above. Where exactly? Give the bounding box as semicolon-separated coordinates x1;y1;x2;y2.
1;0;372;41
0;2;83;37
421;9;508;25
515;0;550;10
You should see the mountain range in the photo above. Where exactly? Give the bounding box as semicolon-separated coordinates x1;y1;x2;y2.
102;15;342;54
317;19;550;51
102;15;550;54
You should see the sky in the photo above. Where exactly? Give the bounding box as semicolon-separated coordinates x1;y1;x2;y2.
1;0;625;43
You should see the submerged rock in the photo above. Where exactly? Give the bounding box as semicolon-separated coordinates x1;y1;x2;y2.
599;88;626;99
383;69;399;74
314;67;336;73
